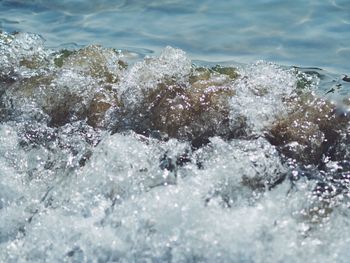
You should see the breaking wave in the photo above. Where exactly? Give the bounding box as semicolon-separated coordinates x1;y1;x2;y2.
1;32;350;262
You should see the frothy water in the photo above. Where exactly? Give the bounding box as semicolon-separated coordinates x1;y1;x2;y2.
1;31;350;262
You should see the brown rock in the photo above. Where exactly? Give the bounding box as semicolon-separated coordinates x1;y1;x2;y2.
268;92;347;164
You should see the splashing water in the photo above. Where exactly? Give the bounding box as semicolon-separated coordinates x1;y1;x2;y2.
1;32;350;262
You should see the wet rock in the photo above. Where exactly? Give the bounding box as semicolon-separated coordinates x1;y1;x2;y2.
19;56;47;70
2;67;121;129
7;75;54;98
147;79;234;144
189;67;211;84
60;45;126;83
189;66;239;84
211;65;239;79
86;87;119;128
0;32;51;81
53;49;74;68
113;57;240;145
3;32;349;169
124;75;236;146
268;92;348;164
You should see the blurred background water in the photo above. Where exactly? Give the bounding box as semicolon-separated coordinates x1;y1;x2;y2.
0;0;349;73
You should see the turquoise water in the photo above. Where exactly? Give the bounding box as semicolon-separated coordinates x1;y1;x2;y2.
1;0;349;73
2;2;350;263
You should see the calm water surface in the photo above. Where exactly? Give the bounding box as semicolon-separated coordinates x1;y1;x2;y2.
0;0;349;73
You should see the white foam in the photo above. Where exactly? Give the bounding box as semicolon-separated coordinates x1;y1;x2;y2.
117;46;192;108
229;61;298;135
1;35;350;262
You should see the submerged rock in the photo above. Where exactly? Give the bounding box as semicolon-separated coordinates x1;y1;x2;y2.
2;32;348;166
268;92;349;164
112;48;240;146
2;31;349;168
53;49;74;68
0;34;124;128
128;72;236;146
58;45;125;83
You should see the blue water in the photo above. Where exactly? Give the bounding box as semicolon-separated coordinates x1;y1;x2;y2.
0;0;349;73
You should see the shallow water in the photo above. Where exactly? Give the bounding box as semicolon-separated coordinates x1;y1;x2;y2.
1;0;350;73
1;2;350;263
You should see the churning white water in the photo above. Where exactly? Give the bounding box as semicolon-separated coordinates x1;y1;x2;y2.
1;32;350;263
